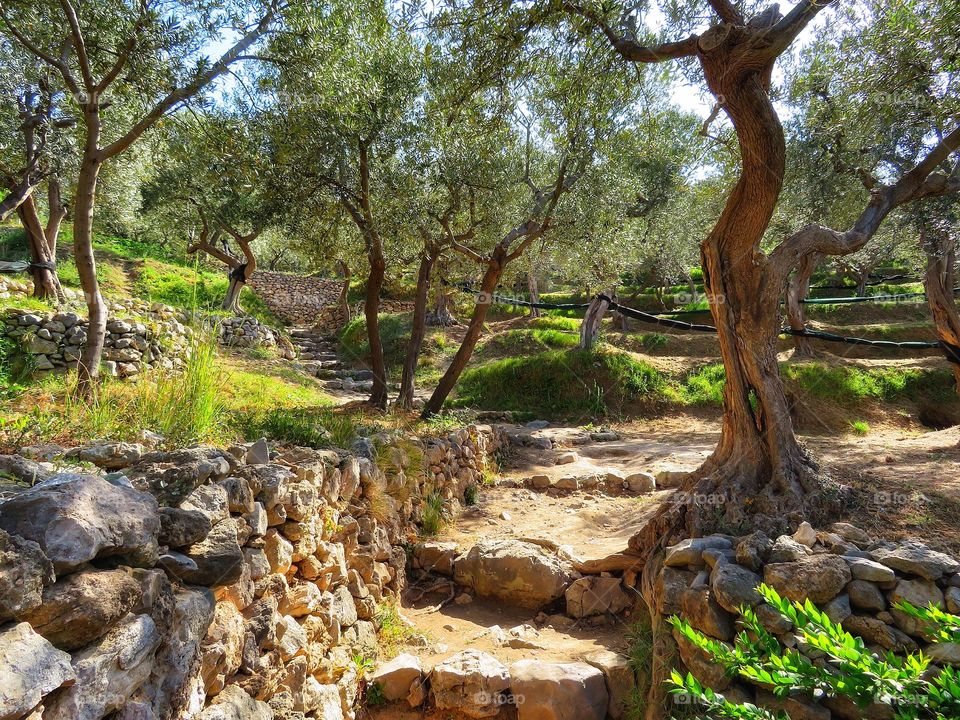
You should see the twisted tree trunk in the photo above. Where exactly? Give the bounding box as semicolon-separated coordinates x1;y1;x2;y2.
786;252;822;358
18;195;64;302
923;228;960;393
337;259;351;325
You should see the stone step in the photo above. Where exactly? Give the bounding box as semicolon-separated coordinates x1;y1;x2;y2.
371;649;627;720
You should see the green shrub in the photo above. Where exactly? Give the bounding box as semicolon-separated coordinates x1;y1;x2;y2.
464;484;479;506
641;332;669;350
668;583;960;719
678;364;727;405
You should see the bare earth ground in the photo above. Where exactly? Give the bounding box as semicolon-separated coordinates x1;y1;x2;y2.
366;417;960;719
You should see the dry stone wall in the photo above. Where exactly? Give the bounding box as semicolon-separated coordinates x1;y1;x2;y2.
246;272;340;326
648;520;960;719
0;424;504;720
3;301;192;378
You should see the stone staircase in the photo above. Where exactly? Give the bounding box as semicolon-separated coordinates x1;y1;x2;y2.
288;326;375;392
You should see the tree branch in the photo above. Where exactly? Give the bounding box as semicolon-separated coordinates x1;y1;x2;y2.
100;3;279;159
563;2;698;63
58;0;95;92
764;0;838;58
707;0;744;24
769;124;960;281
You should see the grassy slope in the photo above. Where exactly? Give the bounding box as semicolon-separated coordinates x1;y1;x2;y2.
1;225;279;325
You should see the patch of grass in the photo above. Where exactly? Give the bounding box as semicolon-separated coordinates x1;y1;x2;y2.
375;601;421;659
529;315;581;332
420;492;445;536
237;408;332;447
339;312;412;377
0;336;34;400
623;620;653;720
453;347;667;418
781;364;954;403
676;364;726;406
365;682;386;707
849;420;870;436
641;332;669;350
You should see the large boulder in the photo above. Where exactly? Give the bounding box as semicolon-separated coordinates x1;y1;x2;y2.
510;660;608;720
127;447;236;506
413;541;458;576
583;651;634;720
0;528;54;622
0;622;75;720
710;563;763;614
0;473;160;573
43;613;162;720
430;650;510;718
16;569;142;651
764;555;851;604
565;576;632;618
454;539;578;609
158;507;211;548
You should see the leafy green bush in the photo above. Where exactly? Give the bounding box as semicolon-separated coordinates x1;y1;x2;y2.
668;583;960;719
678;364;727;405
849;420;870;435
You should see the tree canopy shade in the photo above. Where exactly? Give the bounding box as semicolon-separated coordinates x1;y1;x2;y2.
0;0;285;391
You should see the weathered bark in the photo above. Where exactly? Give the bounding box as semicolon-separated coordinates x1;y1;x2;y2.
45;176;66;249
397;252;437;409
364;242;388;409
923;229;960;393
18;195;63;302
786;252;821;358
422;249;506;415
526;272;541;317
427;289;457;326
74;145;107;392
579;293;611;349
337;259;351;324
855;269;869;297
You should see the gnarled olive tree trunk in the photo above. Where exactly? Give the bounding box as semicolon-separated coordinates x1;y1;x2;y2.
786;252;822;358
923;228;960;392
18;194;64;302
527;272;541;318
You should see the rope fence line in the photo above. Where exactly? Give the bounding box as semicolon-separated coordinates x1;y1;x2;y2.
443;280;960;363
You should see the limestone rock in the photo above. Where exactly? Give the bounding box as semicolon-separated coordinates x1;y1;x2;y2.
624;471;655;493
158;507;211;549
454;539;578;609
888;578;943;637
176;519;244;587
764;555;851;604
511;660;608;720
431;650;510;718
180;483;230;525
872;542;960;581
848;580;887;612
565;576;632;618
43;614;162;720
735;531;772;572
926;642;960;665
371;653;423;701
0;473;160;573
664;536;732;567
673;627;731;691
711;563;763;614
78;441;144;470
0;622;74;720
792;521;818;547
842;615;916;653
768;535;811;563
17;569;141;651
583;650;634;720
197;685;272;720
246;438;271;466
845;556;896;584
0;528;54;622
681;585;735;641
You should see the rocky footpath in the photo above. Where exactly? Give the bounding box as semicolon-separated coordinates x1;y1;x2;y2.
218;317;295;360
649;520;960;719
0;423;504;720
3;301;192;378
